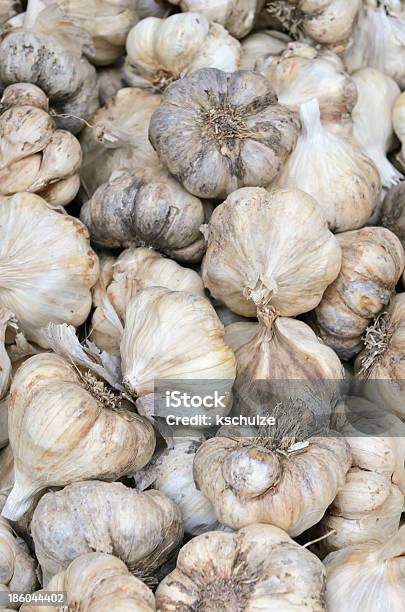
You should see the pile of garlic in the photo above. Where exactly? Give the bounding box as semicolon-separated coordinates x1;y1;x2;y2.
0;2;404;610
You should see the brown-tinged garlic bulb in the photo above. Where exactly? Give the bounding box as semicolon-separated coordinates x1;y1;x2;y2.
121;287;236;420
202;187;341;318
124;13;241;91
31;482;183;585
0;193;99;348
91;247;205;355
2;353;156;521
354;293;405;419
381;181;405;248
21;552;155;612
156;524;326;610
0;4;98;133
325;526;405;612
167;0;262;38
225;316;344;419
0;84;82;206
259;42;357;135
149;68;300;199
240;29;290;70
310;227;405;360
275;99;381;232
0;516;37;599
80;169;207;263
392;90;405;171
351;68;402;188
344;0;405;89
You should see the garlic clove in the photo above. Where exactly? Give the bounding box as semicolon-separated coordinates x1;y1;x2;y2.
38;173;80;208
27;130;82;192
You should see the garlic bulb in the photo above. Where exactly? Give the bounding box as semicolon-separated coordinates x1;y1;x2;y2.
193;417;351;534
392;91;405;171
0;193;99;347
134;433;220;535
91;247;205;355
260;42;357;135
354;293;405;419
275;99;381;232
167;0;261;38
124;13;241;91
240;30;290;70
325;526;405;612
21;552;155;612
31;482;183;585
0;4;98;133
149;67;300;199
2;353;156;521
202;187;341;318
344;0;405;89
0;84;82;206
381;180;405;248
121;287;236;419
156;524;326;610
225;316;344;418
310;227;405;360
80;169;207;263
0;516;37;598
351;68;402;188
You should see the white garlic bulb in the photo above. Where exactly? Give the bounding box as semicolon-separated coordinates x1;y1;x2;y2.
275;98;381;232
351;68;402;187
91;247;205;355
0;193;99;347
325;525;405;612
156;524;326;610
31;482;183;585
240;30;290;70
124;13;241;91
0;516;37;599
202;186;341;317
21;553;155;612
344;0;405;89
392;90;405;171
2;353;156;521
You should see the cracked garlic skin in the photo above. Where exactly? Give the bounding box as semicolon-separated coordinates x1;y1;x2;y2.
2;353;156;521
275;98;381;233
149;67;299;199
156;524;326;611
91;247;205;355
0;193;99;348
121;287;236;418
0;515;37;599
354;293;405;419
325;525;405;612
0;84;82;206
310;227;405;360
31;481;183;585
260;42;357;135
124;13;241;91
202;186;341;318
381;181;405;248
0;5;99;133
21;552;156;612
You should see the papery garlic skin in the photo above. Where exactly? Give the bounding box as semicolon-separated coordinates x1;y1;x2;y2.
121;287;236;419
275;99;381;233
124;13;241;91
202;186;341;317
31;481;183;585
149;68;300;199
91;247;205;355
0;516;37;597
260;42;357;135
156;524;326;611
392;91;405;171
351;68;402;188
381;181;405;248
21;552;156;612
311;227;405;360
325;526;405;612
240;30;290;70
2;353;156;521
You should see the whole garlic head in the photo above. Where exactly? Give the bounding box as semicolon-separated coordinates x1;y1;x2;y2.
149;68;300;199
0;193;99;347
2;353;156;521
124;13;241;91
275;98;381;232
156;524;326;610
202;186;341;318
